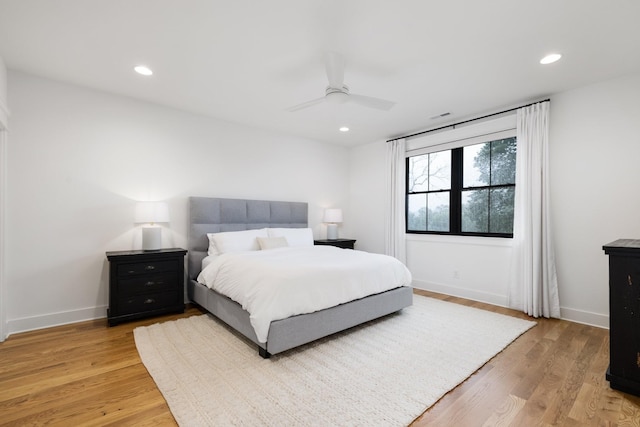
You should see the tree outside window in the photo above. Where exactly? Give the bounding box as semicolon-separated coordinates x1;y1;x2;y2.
407;137;516;237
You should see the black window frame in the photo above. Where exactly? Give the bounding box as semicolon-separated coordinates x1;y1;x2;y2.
405;139;516;238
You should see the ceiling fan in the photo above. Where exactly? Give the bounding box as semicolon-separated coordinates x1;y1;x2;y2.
287;52;396;112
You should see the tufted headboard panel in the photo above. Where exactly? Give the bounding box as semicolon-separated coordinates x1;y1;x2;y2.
188;197;308;280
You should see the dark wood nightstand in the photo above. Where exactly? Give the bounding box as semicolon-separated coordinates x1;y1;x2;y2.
106;248;187;326
314;239;356;250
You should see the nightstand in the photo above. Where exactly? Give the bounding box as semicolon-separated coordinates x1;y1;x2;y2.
106;248;187;326
314;239;356;250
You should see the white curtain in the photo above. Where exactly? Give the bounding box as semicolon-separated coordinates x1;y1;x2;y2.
385;138;406;263
509;101;560;318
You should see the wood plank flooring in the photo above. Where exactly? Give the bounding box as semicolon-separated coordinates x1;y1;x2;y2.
1;291;639;426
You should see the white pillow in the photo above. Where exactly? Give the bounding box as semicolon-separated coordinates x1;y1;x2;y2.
257;236;289;250
207;228;268;255
267;228;313;247
201;254;218;270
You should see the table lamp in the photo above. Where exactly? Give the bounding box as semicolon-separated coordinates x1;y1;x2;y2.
135;201;170;250
323;208;343;240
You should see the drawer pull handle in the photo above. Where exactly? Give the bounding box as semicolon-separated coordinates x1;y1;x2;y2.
144;281;164;286
145;265;156;271
144;298;156;304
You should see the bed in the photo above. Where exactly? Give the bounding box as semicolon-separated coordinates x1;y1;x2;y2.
187;196;413;358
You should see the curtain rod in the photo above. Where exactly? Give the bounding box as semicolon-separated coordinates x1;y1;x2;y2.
386;99;550;142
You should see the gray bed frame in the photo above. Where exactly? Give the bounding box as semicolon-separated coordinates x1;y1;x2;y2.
187;196;413;358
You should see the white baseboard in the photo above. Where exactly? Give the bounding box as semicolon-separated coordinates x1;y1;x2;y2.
6;305;107;338
4;289;610;338
412;280;508;308
412;280;609;329
559;307;609;329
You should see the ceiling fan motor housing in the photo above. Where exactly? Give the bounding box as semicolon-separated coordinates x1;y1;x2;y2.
325;85;350;104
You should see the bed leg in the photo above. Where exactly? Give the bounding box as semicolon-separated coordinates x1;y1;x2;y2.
258;347;271;359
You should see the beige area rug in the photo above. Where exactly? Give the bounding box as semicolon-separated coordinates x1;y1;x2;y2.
134;295;535;426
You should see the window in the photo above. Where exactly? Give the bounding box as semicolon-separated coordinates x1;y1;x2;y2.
406;137;516;237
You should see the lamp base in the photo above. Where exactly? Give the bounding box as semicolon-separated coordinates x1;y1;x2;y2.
142;226;162;251
327;223;338;240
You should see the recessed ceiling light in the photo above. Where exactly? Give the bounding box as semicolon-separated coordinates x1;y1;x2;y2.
339;126;349;132
134;65;153;76
540;53;562;65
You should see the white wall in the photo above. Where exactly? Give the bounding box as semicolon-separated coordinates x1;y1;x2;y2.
0;56;7;341
0;56;7;118
348;140;387;252
349;71;640;328
5;70;350;335
550;72;640;327
7;69;638;335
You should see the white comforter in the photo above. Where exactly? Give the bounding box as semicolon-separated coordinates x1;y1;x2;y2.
197;246;412;343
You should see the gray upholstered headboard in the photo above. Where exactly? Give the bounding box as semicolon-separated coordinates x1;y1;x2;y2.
188;197;308;280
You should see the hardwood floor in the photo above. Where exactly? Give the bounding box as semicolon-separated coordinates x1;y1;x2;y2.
0;308;203;427
411;290;640;426
1;291;639;426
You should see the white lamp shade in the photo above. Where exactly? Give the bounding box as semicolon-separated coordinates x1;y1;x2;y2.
135;201;170;224
323;208;343;223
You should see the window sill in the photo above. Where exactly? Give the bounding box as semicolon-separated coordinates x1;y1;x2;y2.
405;233;513;248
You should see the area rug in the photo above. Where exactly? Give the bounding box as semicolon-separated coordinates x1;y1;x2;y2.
134;295;535;426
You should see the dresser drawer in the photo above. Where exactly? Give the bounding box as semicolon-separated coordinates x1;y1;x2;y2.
118;272;178;295
117;260;176;276
116;291;181;316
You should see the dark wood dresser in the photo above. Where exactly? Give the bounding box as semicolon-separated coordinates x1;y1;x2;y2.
603;239;640;396
106;248;187;326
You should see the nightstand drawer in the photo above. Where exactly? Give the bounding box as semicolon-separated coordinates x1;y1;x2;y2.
118;272;178;295
117;260;176;276
117;291;181;316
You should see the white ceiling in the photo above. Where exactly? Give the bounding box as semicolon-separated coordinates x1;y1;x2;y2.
1;0;639;146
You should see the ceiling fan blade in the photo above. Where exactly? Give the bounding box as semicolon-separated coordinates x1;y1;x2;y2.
349;94;396;111
286;97;325;112
324;51;345;88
